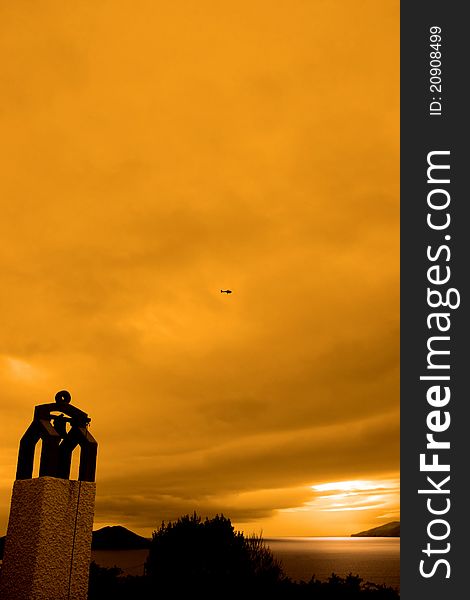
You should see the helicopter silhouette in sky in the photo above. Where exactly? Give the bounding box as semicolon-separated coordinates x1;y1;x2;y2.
220;289;232;294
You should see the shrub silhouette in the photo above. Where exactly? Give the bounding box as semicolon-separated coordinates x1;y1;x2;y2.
144;512;285;596
88;561;149;600
88;562;123;598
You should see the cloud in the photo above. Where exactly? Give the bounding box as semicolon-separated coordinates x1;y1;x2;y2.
0;0;398;536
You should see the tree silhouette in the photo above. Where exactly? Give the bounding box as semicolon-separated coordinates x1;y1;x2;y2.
144;512;285;596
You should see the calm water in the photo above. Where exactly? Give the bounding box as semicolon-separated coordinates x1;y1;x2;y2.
266;537;399;589
91;537;400;589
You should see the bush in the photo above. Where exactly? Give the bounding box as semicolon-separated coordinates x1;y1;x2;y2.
88;562;149;600
144;512;285;596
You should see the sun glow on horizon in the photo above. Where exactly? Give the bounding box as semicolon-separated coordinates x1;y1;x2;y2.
308;479;399;514
254;477;399;537
313;480;380;493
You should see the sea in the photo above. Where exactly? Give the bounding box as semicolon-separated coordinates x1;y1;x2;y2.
91;537;400;590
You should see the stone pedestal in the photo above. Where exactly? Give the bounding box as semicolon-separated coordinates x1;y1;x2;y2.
0;477;96;600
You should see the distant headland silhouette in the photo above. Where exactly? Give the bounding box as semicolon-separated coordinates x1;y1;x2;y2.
351;521;400;538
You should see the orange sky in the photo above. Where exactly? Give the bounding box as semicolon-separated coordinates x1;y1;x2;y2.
0;1;399;537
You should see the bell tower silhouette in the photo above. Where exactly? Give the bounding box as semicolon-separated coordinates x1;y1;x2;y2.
0;391;98;600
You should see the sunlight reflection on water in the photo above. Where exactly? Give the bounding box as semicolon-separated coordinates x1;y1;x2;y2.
265;537;400;588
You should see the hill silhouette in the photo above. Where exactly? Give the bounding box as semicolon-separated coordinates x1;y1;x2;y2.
0;526;150;559
91;526;151;550
351;521;400;537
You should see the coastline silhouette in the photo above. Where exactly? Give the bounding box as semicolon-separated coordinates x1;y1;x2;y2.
87;513;400;599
